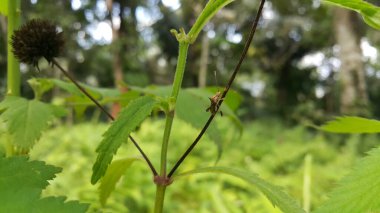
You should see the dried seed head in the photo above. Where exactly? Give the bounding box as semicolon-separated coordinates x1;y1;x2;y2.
11;19;64;68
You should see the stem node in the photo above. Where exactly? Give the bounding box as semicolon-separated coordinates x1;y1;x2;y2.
154;175;173;186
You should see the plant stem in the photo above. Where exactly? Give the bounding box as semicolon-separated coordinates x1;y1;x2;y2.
155;40;189;213
303;154;312;213
170;42;190;100
5;0;21;157
52;59;114;120
159;42;189;175
160;112;174;175
168;0;266;178
154;185;167;213
6;0;21;96
4;135;14;157
51;58;158;176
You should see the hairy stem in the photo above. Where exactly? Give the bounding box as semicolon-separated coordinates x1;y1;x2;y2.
51;58;158;176
154;185;166;213
52;59;113;119
5;0;21;157
160;42;189;176
4;135;14;157
168;0;266;178
6;0;21;96
155;40;189;213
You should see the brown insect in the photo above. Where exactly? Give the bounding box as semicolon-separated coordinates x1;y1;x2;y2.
206;91;223;116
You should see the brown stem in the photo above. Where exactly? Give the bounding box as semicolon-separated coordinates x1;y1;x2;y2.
52;59;114;120
168;0;266;178
51;58;158;176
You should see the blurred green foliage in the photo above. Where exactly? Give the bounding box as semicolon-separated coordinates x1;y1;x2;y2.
1;0;380;212
0;156;89;212
3;0;379;120
18;118;375;212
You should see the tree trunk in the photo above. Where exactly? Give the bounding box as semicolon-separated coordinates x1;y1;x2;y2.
106;0;123;87
107;0;124;117
333;8;368;115
198;33;210;88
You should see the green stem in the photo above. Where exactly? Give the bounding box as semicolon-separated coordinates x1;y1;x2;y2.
154;185;167;213
4;135;14;157
155;42;189;213
160;112;174;175
170;42;190;100
4;0;21;157
303;154;312;213
6;0;21;96
159;42;189;175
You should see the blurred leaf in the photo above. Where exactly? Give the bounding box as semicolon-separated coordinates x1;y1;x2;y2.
99;157;140;206
176;90;224;158
130;85;243;159
34;78;140;118
176;166;305;213
133;86;221;153
92;96;159;184
41;78;138;106
188;0;234;43
32;197;89;213
189;87;243;111
188;87;243;136
27;78;55;99
0;96;66;149
65;96;90;120
323;0;380;30
130;85;171;97
37;78;122;99
0;156;89;212
314;146;380;213
50;79;101;98
65;91;141;119
0;1;7;16
320;116;380;133
106;91;141;107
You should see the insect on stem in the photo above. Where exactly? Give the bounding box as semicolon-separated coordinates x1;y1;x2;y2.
206;91;223;116
205;70;223;116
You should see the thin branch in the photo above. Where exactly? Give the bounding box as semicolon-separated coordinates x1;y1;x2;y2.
52;59;114;120
168;0;266;178
51;58;158;176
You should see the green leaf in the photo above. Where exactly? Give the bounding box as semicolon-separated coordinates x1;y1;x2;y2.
175;167;305;213
314;146;380;213
130;85;243;159
319;116;380;133
92;96;158;184
99;157;140;206
176;90;224;157
187;87;243;136
188;87;242;111
32;197;89;213
51;79;100;98
52;78;122;99
323;0;380;30
0;96;66;149
36;78;123;100
40;78;137;107
188;0;234;43
27;78;55;100
0;156;89;212
0;0;8;16
209;87;242;111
